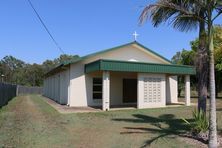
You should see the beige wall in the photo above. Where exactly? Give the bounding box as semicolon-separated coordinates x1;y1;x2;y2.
69;69;103;107
137;73;166;108
84;44;170;64
69;44;170;107
45;68;178;108
69;70;138;107
44;44;178;108
166;76;178;104
69;62;89;106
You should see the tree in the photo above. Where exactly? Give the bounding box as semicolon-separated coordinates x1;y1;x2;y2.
0;56;26;83
42;54;79;73
171;49;196;66
1;55;25;70
173;27;222;99
139;0;208;113
24;64;44;86
190;25;222;97
140;0;222;147
213;26;222;98
205;2;222;146
42;60;56;73
172;49;196;97
54;54;79;64
173;25;222;99
0;54;79;87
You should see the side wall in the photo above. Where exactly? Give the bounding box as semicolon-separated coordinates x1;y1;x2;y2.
60;70;70;104
69;62;89;106
43;68;70;105
166;76;178;104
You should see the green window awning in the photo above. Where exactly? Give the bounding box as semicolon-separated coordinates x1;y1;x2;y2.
85;59;196;75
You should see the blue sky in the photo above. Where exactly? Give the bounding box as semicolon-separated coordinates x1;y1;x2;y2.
0;0;200;64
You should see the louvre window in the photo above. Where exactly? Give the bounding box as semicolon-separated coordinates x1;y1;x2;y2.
144;77;161;103
93;78;102;100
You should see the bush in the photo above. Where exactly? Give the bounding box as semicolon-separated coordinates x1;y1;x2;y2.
182;109;209;135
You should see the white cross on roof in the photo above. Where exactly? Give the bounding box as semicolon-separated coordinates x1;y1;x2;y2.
133;31;139;41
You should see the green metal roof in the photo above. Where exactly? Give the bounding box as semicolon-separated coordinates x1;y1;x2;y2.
85;59;196;75
45;41;173;77
63;41;172;66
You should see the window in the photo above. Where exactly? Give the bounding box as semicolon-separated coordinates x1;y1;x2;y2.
144;77;161;103
93;78;102;100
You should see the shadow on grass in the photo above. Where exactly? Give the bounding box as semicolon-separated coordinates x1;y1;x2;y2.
216;108;222;111
113;114;207;147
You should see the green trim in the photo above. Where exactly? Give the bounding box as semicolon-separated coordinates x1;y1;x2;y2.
46;41;172;76
64;41;171;66
62;42;135;67
85;59;196;75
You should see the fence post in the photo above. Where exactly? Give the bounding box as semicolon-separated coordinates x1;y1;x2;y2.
16;85;19;96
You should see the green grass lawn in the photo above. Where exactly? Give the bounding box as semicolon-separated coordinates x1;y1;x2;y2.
0;95;221;148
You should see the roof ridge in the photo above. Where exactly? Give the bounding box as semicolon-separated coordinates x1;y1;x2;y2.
46;41;172;76
64;41;171;66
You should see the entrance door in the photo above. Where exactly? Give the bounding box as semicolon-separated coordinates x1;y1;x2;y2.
123;79;137;103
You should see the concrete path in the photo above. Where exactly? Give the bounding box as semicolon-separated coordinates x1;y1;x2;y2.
42;96;197;113
42;96;102;113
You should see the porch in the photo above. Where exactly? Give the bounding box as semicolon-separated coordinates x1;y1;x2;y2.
85;59;196;111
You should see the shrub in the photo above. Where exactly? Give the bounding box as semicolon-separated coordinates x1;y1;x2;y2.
182;109;209;135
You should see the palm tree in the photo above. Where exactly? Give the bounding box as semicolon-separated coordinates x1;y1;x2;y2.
196;6;208;113
139;0;222;147
139;0;208;112
205;1;222;147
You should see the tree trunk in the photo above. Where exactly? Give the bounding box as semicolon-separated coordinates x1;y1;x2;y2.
178;89;181;97
178;76;183;97
197;14;208;113
208;23;218;148
215;72;218;98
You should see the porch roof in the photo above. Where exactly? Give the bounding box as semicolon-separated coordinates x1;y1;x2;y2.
85;59;196;75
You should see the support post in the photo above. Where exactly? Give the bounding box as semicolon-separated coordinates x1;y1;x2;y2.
185;75;191;106
137;73;143;109
102;71;110;111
